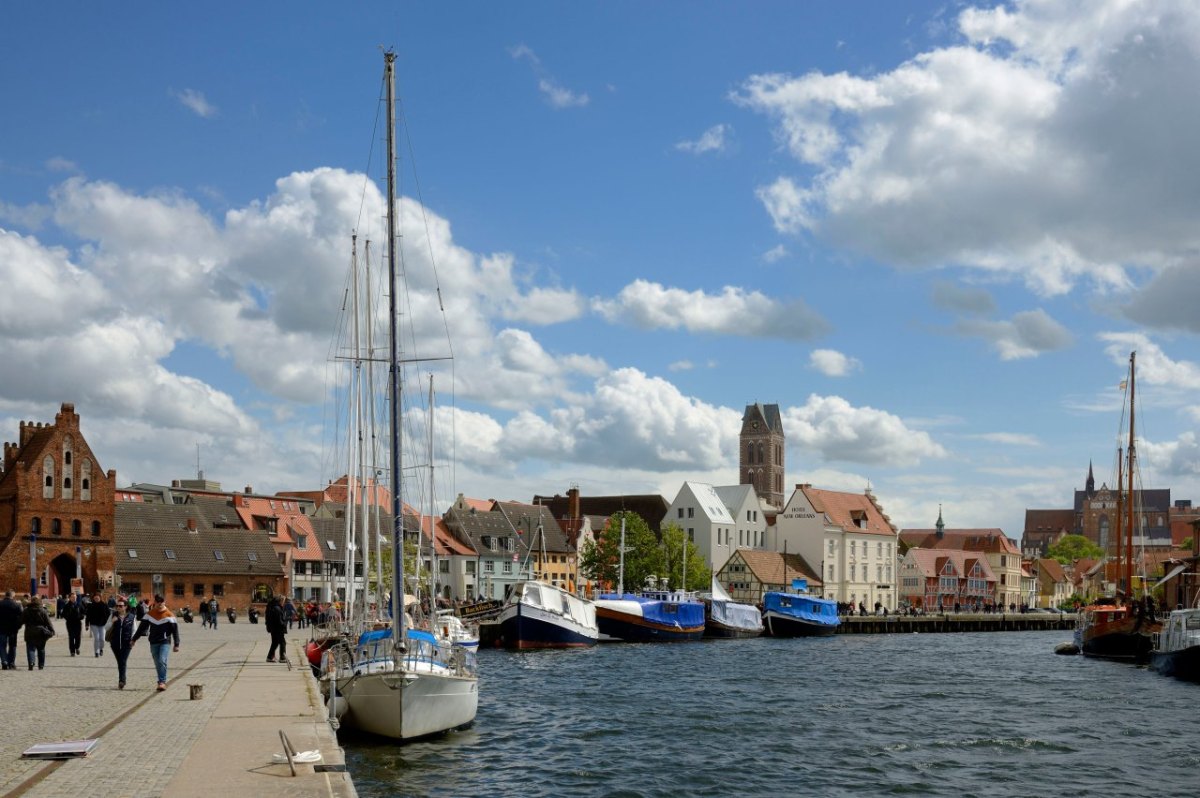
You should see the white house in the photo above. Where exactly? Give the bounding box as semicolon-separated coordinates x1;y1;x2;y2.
714;484;768;558
772;483;898;611
666;482;736;572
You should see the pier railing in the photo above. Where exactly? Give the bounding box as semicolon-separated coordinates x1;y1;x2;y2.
837;612;1077;634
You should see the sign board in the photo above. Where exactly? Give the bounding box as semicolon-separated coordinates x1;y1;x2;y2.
70;578;83;594
456;599;503;620
791;578;808;592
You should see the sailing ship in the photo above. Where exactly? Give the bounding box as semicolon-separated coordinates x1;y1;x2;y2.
702;577;763;638
1075;351;1162;662
324;50;478;740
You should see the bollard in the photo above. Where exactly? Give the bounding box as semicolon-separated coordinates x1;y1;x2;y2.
189;684;204;700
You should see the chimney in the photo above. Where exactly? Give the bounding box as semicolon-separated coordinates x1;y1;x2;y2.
187;518;197;532
568;486;580;521
244;486;253;495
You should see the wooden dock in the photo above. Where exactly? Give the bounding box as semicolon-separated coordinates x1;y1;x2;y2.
838;612;1076;634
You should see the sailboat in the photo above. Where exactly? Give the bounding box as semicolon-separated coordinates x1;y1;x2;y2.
327;50;478;740
1075;351;1162;662
1150;592;1200;681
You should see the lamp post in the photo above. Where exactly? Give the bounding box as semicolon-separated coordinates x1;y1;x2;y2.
29;531;38;597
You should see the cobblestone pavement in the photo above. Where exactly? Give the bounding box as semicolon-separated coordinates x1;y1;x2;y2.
0;615;338;798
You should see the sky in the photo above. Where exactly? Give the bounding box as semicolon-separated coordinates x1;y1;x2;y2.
2;0;1199;543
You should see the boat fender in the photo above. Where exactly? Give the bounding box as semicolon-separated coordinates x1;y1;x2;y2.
321;650;336;676
1054;642;1080;655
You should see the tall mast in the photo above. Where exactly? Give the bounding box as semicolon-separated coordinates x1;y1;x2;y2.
1126;351;1136;596
385;49;405;647
429;375;438;605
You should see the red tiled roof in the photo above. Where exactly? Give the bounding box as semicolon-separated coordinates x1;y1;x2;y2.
905;548;996;580
737;549;823;588
900;529;1019;555
801;487;896;537
1035;557;1067;582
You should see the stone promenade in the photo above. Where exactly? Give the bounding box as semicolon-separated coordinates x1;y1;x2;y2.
0;614;356;798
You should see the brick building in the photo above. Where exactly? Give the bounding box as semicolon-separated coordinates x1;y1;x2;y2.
0;403;117;597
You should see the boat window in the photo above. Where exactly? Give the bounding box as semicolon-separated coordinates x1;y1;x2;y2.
561;595;571;616
525;585;541;606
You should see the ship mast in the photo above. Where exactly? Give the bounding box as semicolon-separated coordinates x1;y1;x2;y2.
385;49;405;650
1126;351;1136;597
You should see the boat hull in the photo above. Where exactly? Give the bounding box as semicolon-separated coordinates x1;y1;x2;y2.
341;669;478;741
704;619;763;639
1150;646;1200;681
764;610;838;637
499;605;598;649
594;602;703;642
1076;607;1158;662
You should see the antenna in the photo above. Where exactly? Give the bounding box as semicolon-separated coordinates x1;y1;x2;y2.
196;444;203;480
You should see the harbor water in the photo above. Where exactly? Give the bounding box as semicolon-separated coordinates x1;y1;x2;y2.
343;630;1198;797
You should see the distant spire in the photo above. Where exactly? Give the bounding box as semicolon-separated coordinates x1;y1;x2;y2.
936;504;945;540
1086;460;1095;496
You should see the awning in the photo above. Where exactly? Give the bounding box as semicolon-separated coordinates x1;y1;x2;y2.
1155;563;1188;589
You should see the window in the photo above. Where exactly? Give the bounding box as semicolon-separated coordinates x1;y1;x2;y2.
213;550;225;561
297;534;308;550
43;456;54;498
31;517;41;534
81;459;92;500
828;539;835;555
128;549;138;559
193;584;205;597
678;508;684;518
71;520;81;537
247;551;258;562
877;542;883;557
688;529;695;543
52;518;62;536
294;561;308;575
687;507;694;519
503;561;513;574
484;561;494;573
212;585;225;597
91;521;101;537
326;540;336;551
466;561;476;574
850;541;856;557
123;582;142;595
164;549;176;560
173;583;185;597
439;560;450;573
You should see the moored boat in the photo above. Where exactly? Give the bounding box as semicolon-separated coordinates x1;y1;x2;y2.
498;580;598;649
1150;605;1200;680
762;589;840;637
594;590;705;642
702;578;762;638
1075;599;1157;661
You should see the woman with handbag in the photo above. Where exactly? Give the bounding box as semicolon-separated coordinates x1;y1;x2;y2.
21;596;53;671
108;601;136;689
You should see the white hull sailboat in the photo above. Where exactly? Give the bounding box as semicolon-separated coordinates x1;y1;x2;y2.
331;49;478;741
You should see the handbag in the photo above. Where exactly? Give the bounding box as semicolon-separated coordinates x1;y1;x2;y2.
105;623;118;645
38;624;55;639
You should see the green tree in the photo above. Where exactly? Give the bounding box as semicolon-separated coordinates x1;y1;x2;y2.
1181;537;1193;551
579;511;663;593
1045;534;1104;565
660;523;711;591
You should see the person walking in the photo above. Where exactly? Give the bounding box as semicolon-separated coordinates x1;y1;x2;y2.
85;593;111;657
21;596;53;670
200;598;210;628
265;596;287;663
61;595;84;656
283;597;296;631
109;601;136;689
207;596;219;630
133;594;180;691
0;589;23;670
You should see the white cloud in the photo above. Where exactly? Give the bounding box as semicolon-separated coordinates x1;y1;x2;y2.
782;394;947;467
931;281;996;316
809;349;862;377
1099;333;1200;391
668;360;694;372
676;124;731;154
45;157;77;173
509;44;589;108
955;308;1073;359
971;432;1042;447
734;0;1200;295
593;279;828;340
0;201;52;230
762;244;789;263
170;88;218;118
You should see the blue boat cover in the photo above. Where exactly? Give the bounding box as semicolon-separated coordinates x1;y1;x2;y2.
406;629;437;645
356;627;438;646
763;591;840;627
598;593;705;628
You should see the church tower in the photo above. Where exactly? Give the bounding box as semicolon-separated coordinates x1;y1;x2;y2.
739;403;785;509
1086;460;1095;497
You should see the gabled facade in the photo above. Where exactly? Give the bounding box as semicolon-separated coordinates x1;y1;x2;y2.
666;481;736;572
0;404;117;596
899;520;1023;608
1030;557;1072;609
773;483;898;610
716;548;822;606
714;484;768;556
443;494;533;601
899;548;997;611
494;500;576;591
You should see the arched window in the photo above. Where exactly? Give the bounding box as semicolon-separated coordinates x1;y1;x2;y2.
91;520;101;537
43;457;55;498
757;442;765;464
62;437;74;498
81;459;92;500
52;518;62;535
72;519;81;537
746;442;754;464
1098;516;1109;552
31;517;41;534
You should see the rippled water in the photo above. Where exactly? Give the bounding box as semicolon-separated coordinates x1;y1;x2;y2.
343;631;1200;797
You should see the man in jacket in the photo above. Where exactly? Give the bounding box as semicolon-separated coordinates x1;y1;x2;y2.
207;596;219;630
0;590;23;670
132;594;180;692
61;595;84;656
265;596;287;663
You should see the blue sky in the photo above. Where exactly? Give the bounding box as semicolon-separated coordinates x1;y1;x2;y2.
2;1;1199;541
